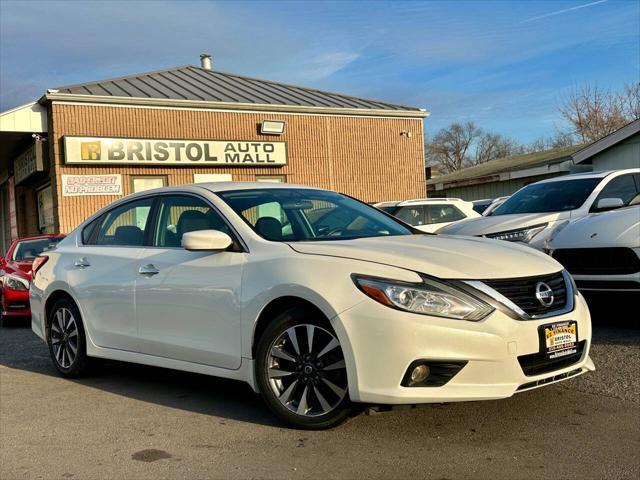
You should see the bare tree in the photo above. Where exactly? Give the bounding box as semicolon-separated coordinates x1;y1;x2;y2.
528;130;576;153
559;84;632;143
426;122;526;173
475;133;524;164
620;82;640;121
425;121;481;173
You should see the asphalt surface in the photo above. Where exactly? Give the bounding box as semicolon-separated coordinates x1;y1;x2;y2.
1;301;639;480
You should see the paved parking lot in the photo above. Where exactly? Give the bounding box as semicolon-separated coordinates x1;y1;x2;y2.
1;302;639;480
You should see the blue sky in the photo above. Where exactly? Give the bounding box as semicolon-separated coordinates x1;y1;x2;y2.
1;0;638;143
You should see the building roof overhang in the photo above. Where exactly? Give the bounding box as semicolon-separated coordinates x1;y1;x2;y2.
41;92;429;118
572;119;640;164
0;102;48;172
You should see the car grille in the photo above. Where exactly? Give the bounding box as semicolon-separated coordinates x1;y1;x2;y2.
552;248;640;275
518;340;586;376
483;271;567;317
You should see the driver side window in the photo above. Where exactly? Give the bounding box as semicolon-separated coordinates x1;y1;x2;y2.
594;174;638;210
153;195;232;248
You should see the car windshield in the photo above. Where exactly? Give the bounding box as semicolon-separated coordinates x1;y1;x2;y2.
492;178;601;215
217;188;414;242
12;237;63;261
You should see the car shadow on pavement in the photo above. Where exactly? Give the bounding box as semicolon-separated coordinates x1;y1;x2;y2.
1;313;638;431
0;325;280;428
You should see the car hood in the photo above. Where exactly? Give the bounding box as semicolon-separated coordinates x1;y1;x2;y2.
287;234;562;280
550;207;640;249
437;212;570;236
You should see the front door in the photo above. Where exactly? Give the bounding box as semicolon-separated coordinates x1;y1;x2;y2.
135;194;245;369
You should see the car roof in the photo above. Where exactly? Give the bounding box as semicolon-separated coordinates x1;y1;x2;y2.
398;197;468;206
195;181;322;193
534;168;640;185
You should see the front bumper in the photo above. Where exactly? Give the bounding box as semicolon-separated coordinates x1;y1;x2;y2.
332;291;593;404
1;288;31;317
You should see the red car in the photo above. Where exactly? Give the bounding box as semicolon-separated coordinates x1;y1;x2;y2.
0;234;65;326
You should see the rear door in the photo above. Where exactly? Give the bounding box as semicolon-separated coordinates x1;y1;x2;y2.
135;194;245;369
67;197;154;351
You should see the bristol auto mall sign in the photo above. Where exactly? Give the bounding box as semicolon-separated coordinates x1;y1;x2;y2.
63;136;287;166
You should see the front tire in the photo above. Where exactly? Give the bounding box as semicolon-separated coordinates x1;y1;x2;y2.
47;298;92;378
256;307;351;429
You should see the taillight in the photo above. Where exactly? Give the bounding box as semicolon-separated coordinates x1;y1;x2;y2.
32;256;49;276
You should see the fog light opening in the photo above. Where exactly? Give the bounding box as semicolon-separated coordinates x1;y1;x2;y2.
401;360;468;387
410;364;430;385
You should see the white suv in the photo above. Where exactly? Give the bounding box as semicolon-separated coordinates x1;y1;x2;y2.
375;198;480;233
438;169;640;250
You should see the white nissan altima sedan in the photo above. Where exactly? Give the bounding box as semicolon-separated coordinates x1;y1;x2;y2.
30;182;594;429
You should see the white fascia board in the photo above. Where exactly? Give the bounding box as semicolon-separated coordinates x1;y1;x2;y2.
0;101;48;133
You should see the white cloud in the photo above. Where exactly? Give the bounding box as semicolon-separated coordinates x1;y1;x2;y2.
298;52;361;81
521;0;608;23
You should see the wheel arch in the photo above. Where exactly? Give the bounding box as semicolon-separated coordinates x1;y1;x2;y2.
251;296;330;359
43;289;80;337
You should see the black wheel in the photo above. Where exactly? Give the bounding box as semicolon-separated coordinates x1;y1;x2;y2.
256;306;351;429
47;298;92;377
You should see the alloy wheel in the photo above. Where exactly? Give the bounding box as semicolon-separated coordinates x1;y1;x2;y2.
266;324;348;417
50;307;79;369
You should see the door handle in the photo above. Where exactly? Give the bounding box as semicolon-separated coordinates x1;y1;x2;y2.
74;258;90;268
138;264;160;276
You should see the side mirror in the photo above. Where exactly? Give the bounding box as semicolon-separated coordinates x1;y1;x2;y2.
595;197;624;211
182;230;233;251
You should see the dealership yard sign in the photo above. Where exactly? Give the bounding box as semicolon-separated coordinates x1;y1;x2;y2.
62;174;123;196
64;136;287;166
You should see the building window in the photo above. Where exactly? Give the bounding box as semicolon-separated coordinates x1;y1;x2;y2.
36;184;55;234
193;174;232;183
256;175;286;183
131;176;167;193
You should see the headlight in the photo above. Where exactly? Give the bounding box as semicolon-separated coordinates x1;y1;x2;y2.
485;223;547;243
352;275;494;321
4;275;29;291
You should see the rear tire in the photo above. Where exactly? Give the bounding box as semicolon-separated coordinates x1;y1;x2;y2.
256;306;351;429
47;298;92;378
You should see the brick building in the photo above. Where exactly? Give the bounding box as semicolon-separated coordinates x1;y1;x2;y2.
0;56;427;250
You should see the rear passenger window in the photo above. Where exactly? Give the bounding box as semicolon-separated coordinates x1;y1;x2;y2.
425;205;466;224
81;216;102;244
92;198;154;246
394;206;425;226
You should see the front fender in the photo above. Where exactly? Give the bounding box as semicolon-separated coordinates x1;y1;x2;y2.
239;252;422;359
